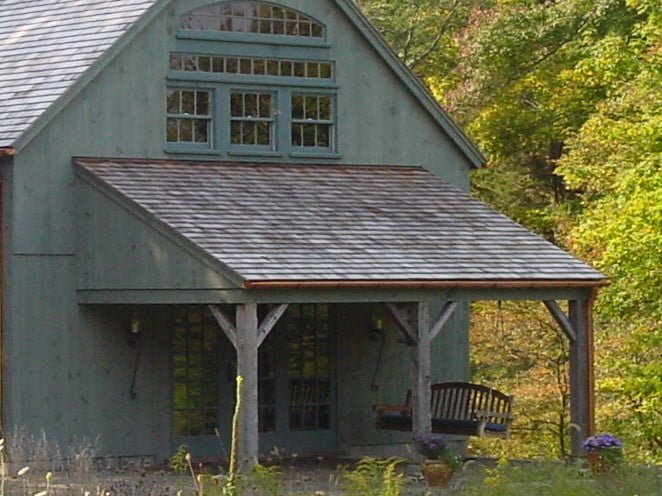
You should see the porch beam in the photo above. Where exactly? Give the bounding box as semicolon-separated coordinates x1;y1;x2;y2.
257;303;289;347
568;297;596;457
543;300;576;342
385;303;418;345
235;303;260;472
429;301;459;341
412;301;432;436
208;304;237;349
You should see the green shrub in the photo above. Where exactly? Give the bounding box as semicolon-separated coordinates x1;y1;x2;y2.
461;460;661;496
169;445;190;474
342;457;405;496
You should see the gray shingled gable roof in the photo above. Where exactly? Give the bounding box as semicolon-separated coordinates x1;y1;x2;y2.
0;0;158;148
75;158;605;287
0;0;484;166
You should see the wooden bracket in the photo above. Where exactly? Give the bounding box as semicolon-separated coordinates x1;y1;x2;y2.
543;300;577;342
257;304;289;347
208;304;237;349
429;301;459;341
210;303;289;350
385;303;417;345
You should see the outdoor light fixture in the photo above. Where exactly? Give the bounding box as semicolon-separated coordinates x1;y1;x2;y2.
370;317;386;392
128;309;143;400
130;317;141;335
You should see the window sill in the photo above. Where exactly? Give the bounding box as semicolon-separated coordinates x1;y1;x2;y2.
165;145;218;156
289;151;342;160
177;30;331;48
228;149;284;158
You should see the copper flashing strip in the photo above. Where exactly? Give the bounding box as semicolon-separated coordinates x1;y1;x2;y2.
244;279;609;290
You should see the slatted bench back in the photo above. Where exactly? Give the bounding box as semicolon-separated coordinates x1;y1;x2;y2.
431;382;512;423
373;381;514;436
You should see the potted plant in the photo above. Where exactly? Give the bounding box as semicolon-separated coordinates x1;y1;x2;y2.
413;434;462;487
582;433;624;473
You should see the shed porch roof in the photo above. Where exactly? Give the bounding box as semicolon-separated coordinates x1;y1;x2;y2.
74;158;605;289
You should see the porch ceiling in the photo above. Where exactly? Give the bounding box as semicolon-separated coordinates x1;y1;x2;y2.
74;158;605;289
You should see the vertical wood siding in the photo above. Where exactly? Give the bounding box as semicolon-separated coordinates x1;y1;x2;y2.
6;0;474;458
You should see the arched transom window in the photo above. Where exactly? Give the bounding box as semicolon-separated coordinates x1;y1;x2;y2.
180;1;325;38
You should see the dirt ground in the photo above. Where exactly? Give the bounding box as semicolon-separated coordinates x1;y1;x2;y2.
3;457;496;495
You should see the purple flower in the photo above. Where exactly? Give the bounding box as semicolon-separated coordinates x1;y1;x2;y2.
413;434;450;459
582;433;623;452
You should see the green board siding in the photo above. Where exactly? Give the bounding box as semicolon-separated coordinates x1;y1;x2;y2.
76;180;239;291
3;259;172;459
4;0;476;459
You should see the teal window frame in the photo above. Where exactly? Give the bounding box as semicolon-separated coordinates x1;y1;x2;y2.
229;89;277;151
168;2;339;159
291;92;335;152
165;84;218;155
166;87;214;147
179;1;327;43
166;79;338;158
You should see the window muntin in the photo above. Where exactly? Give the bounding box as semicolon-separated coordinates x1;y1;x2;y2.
291;94;333;149
166;89;212;145
180;1;325;38
287;304;331;431
170;53;333;80
258;341;276;432
172;306;220;436
230;91;275;146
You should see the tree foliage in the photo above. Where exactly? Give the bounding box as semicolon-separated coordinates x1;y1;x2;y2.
359;0;661;462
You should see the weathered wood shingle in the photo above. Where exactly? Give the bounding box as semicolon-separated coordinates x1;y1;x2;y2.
75;158;605;285
0;0;156;147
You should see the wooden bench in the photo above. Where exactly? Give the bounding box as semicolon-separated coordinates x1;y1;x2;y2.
373;382;514;438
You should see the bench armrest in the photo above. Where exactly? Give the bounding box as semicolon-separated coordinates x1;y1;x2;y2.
373;403;411;415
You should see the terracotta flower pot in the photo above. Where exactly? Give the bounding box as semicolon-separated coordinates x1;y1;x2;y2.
420;459;454;487
586;450;619;473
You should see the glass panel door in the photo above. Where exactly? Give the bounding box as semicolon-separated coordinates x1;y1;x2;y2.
172;305;227;456
259;304;336;453
288;304;331;431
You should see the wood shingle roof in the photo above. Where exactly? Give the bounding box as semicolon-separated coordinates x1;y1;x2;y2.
75;158;605;287
0;0;157;147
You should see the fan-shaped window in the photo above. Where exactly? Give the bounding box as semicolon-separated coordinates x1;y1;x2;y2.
180;2;325;38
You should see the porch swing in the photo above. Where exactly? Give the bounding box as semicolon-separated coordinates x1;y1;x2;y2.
373;302;515;438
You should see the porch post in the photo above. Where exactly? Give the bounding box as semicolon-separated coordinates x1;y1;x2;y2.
235;303;259;472
412;301;432;436
568;296;596;456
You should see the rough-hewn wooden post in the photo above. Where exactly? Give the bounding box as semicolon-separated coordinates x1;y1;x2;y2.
568;297;595;456
235;303;259;472
412;301;432;436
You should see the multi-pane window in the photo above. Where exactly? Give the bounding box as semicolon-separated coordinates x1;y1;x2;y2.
230;91;275;146
170;54;333;80
172;306;220;436
291;94;333;148
287;304;331;431
180;2;325;38
258;341;276;432
166;89;212;145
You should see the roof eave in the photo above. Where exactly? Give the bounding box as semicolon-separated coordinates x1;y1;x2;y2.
244;279;609;290
0;147;15;164
10;0;173;154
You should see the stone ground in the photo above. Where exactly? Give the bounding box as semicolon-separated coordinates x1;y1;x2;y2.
3;457;497;495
